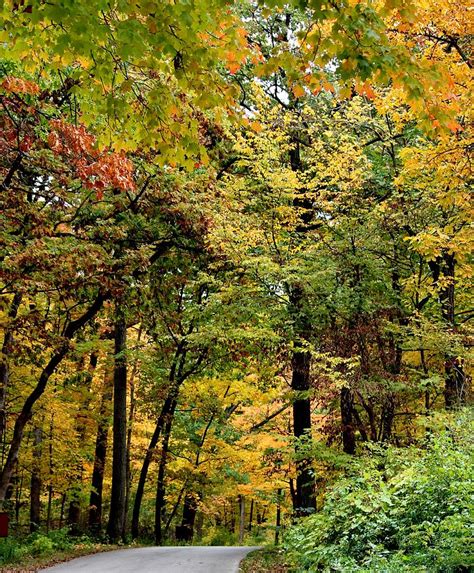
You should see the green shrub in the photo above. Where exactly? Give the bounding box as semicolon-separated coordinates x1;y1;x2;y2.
30;534;55;556
202;526;239;546
0;527;94;565
284;411;474;572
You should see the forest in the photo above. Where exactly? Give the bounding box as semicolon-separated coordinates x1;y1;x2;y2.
0;0;472;571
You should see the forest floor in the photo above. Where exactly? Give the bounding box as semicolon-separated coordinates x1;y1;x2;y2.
240;547;291;572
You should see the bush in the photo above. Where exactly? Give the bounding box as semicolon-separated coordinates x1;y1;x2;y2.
202;526;239;546
284;411;474;572
0;528;94;565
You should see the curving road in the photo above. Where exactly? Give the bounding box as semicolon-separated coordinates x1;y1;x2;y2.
42;546;260;573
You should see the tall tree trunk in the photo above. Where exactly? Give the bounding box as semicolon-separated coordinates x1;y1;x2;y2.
238;495;245;545
428;254;467;408
175;386;230;542
275;489;282;546
0;293;105;503
30;424;43;532
287;100;316;515
0;293;22;448
380;393;395;442
154;411;175;545
46;413;54;533
88;369;113;535
131;379;181;538
290;285;316;514
124;329;140;529
107;305;128;542
177;492;199;542
340;387;356;454
439;254;466;408
68;352;98;534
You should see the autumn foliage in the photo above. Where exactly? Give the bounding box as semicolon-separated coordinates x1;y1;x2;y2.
0;0;472;569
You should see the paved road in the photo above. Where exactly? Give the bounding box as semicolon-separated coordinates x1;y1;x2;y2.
43;546;261;573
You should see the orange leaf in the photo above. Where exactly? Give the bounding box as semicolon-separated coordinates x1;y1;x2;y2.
292;84;305;98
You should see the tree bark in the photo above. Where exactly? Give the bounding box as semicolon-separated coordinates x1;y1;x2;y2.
68;353;98;534
131;378;181;538
154;409;175;545
248;499;254;532
290;285;316;514
177;492;199;542
0;293;22;448
107;305;128;542
439;254;467;408
0;293;105;503
238;495;245;545
46;413;54;533
340;387;356;454
274;489;282;546
30;425;43;532
380;393;395;442
124;329;140;528
89;369;113;535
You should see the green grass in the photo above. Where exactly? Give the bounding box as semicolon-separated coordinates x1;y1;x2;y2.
0;529;131;572
240;547;292;573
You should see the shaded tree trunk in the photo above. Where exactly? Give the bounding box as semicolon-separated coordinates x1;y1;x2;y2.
124;329;141;529
46;413;54;533
176;492;199;542
89;368;113;534
275;489;282;546
68;352;98;534
131;382;180;538
238;495;245;545
290;285;316;514
0;293;105;503
439;254;467;408
380;393;395;443
154;410;175;545
30;425;43;532
428;254;467;408
248;499;254;532
340;387;356;454
132;339;203;539
0;293;22;448
107;305;128;542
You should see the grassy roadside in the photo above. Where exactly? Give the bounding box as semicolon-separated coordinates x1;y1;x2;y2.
0;538;131;572
240;547;292;573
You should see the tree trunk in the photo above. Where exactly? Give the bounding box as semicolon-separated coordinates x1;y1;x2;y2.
131;381;180;538
340;387;356;454
380;393;395;442
248;499;254;532
124;329;140;529
291;328;316;514
439;255;466;408
238;495;245;545
176;492;199;542
154;412;174;545
0;293;104;503
0;293;22;448
107;305;128;542
275;488;282;546
30;425;43;532
89;368;113;535
68;353;98;534
46;413;54;533
430;254;467;408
